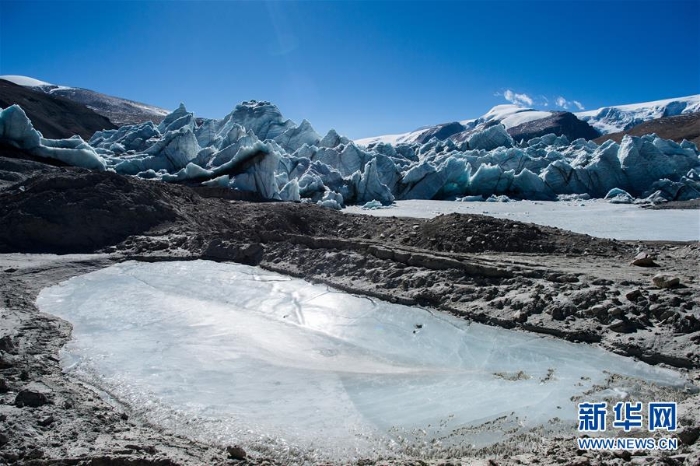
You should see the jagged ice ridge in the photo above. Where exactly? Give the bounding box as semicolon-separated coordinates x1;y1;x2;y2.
1;100;699;208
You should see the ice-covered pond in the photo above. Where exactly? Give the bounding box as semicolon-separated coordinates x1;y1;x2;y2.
37;260;690;462
345;200;700;241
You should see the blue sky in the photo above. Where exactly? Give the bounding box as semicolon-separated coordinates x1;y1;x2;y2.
1;0;698;138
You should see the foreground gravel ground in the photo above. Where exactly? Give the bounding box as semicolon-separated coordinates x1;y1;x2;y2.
0;155;699;465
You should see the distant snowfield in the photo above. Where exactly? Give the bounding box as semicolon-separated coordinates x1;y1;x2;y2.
345;200;700;242
38;261;689;461
0;75;54;87
355;95;700;145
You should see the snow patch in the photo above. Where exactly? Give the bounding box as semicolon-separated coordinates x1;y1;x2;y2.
0;75;55;87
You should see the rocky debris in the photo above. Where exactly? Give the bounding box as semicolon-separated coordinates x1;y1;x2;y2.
0;353;14;369
226;445;247;460
630;251;658;267
608;318;637;334
625;289;643;302
0;335;16;353
203;239;264;265
15;388;49;407
678;426;700;446
0;151;66;192
652;273;681;289
0;171;181;253
38;415;55;427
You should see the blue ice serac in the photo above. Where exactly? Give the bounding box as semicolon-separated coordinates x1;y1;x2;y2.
1;100;700;208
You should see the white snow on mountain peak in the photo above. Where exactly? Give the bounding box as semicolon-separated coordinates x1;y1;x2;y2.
478;104;554;129
356;95;700;146
0;75;56;88
575;95;700;134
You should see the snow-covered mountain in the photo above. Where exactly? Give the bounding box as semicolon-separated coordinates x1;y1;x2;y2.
2;99;699;208
355;105;551;146
356;95;700;146
0;75;169;127
577;95;700;134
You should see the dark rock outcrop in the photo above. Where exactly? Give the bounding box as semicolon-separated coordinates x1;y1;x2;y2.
508;111;601;142
416;121;467;144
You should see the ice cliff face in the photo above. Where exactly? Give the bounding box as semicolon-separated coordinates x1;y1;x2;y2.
1;100;699;208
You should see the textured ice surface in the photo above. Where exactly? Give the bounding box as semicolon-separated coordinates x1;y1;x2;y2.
0;105;106;169
37;261;688;461
345;199;700;241
4;96;700;206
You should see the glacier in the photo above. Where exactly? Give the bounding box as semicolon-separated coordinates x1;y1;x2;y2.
1;99;699;205
37;260;690;462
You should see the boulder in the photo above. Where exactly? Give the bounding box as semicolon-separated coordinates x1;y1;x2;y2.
630;251;657;267
226;445;247;460
652;274;680;289
15;389;49;408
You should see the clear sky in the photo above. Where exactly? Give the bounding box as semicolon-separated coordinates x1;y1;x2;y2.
1;0;699;139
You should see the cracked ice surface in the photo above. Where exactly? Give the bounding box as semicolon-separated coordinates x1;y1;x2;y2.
37;261;687;461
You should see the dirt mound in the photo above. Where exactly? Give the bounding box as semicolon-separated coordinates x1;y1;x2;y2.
0;150;67;191
0;171;183;253
337;211;627;256
0;163;630;258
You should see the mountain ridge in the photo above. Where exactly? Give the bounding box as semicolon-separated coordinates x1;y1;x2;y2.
356;95;700;146
0;79;116;140
0;75;170;127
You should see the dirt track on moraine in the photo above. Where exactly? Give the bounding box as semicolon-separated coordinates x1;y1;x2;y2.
0;158;699;465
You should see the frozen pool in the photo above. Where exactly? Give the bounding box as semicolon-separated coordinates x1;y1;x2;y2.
345;200;700;241
37;261;689;462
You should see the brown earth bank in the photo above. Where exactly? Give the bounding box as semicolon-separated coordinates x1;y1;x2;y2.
594;113;700;149
0;153;699;465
